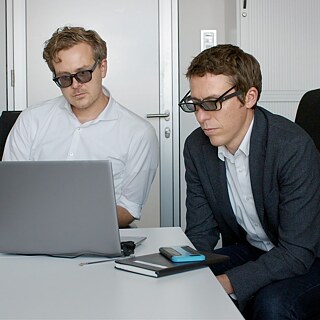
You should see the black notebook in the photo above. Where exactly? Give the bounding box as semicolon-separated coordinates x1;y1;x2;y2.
114;251;229;277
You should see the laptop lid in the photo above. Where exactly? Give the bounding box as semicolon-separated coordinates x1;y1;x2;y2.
0;160;123;257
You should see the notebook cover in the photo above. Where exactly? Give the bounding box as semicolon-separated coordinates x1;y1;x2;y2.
114;251;229;277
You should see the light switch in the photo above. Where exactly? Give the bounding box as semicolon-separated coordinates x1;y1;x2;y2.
201;30;217;51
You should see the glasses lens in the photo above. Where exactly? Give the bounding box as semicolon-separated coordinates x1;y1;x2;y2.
75;70;92;84
202;101;218;111
180;102;196;112
57;75;72;88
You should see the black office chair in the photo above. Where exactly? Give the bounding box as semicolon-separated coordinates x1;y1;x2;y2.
295;91;320;320
295;89;320;152
0;110;22;160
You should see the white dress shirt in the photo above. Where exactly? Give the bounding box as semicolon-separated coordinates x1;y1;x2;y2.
3;87;159;220
218;119;274;252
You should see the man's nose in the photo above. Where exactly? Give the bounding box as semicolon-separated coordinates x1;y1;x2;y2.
195;106;211;123
71;76;82;89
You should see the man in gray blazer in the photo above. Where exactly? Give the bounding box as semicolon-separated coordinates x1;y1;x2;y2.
180;44;320;319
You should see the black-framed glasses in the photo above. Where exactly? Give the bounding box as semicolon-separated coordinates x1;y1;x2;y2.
53;60;99;88
178;85;242;113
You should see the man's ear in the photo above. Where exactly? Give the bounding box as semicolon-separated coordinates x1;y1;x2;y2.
100;58;107;78
245;87;258;109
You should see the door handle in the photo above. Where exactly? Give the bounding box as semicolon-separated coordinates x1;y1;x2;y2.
146;110;170;121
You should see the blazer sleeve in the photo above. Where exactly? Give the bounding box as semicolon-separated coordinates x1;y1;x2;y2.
226;135;320;310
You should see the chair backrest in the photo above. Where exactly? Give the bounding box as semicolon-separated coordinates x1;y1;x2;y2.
295;89;320;152
0;111;22;160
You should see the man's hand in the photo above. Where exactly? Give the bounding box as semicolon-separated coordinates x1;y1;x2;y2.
117;205;134;228
216;274;234;294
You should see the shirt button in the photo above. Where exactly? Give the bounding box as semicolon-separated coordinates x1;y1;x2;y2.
69;152;74;156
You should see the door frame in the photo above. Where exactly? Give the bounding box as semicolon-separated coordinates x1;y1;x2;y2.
158;0;180;227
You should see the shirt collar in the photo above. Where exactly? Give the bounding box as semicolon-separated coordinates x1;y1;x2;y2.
98;86;118;121
218;117;254;161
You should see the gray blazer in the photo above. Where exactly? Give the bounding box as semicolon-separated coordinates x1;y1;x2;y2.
184;106;320;308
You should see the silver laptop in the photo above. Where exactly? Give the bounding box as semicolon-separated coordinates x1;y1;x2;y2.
0;160;144;257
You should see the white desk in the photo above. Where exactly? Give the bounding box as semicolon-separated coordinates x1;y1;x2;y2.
0;227;243;319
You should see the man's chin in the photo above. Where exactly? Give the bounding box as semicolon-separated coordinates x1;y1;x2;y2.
208;136;222;147
70;101;88;109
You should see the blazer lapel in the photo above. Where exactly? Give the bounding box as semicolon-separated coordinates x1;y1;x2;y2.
202;143;241;234
249;109;267;226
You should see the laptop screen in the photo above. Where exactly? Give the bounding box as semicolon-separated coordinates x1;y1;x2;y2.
0;160;123;257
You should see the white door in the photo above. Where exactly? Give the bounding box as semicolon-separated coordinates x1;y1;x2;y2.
7;0;180;228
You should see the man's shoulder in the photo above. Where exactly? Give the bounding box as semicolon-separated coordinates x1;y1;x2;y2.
255;106;310;140
255;106;316;154
22;95;66;117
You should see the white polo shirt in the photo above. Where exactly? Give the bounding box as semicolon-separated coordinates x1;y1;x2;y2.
218;119;274;252
3;88;159;220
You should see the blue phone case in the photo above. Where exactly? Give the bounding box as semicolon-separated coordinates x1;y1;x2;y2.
159;245;205;262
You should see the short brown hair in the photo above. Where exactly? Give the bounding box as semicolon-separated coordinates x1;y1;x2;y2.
43;26;107;73
186;44;262;103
